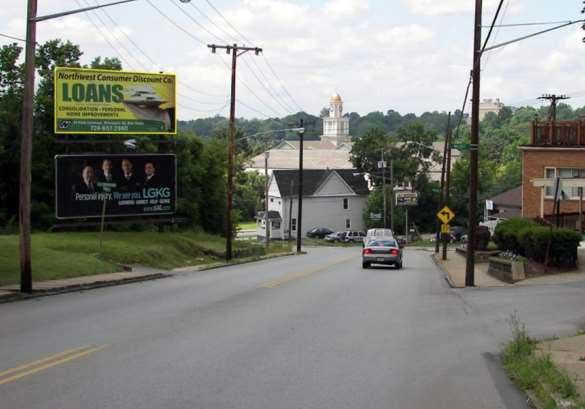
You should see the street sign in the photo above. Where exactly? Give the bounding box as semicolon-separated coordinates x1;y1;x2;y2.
396;191;418;206
452;143;471;151
96;182;117;192
377;160;386;169
441;223;450;234
437;206;455;224
370;212;382;220
485;199;494;211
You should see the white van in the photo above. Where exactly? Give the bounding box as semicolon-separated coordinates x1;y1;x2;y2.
363;228;394;247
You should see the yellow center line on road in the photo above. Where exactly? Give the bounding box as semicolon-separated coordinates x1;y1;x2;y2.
261;255;357;288
0;345;106;386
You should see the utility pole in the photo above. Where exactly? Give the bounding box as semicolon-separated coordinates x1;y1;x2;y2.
442;125;453;261
296;118;304;253
390;159;394;232
380;150;387;228
208;43;262;260
19;0;38;294
538;94;570;123
466;0;482;287
264;151;270;247
436;112;451;254
538;94;570;144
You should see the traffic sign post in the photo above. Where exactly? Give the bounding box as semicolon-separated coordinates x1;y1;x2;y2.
437;206;455;261
452;143;471;151
96;182;117;255
437;206;455;224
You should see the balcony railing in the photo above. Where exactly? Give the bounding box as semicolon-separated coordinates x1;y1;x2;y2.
532;120;585;146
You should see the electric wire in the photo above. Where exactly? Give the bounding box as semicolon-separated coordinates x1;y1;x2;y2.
94;0;229;99
236;98;273;118
145;1;284;117
167;0;227;44
80;0;144;69
75;0;137;70
203;0;304;113
0;33;26;42
190;1;297;114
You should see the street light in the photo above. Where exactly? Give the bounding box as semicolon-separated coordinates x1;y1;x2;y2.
18;0;191;293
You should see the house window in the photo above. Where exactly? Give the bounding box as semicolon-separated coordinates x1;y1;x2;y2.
544;167;585;199
272;221;281;229
346;219;351;229
292;218;297;231
343;198;349;210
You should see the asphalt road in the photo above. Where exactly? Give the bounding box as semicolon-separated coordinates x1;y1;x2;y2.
1;247;585;409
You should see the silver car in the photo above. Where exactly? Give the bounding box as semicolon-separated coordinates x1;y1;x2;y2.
362;238;403;269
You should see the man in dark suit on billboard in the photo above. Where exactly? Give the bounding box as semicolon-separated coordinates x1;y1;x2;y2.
142;161;161;189
74;165;97;194
97;159;116;184
120;158;140;192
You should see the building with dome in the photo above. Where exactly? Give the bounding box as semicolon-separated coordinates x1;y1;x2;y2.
246;93;354;174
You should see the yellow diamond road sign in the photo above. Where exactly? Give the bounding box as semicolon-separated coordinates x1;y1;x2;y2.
437;206;455;224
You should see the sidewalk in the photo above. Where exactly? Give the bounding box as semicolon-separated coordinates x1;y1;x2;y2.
0;268;169;302
0;251;297;303
433;249;585;288
538;334;585;397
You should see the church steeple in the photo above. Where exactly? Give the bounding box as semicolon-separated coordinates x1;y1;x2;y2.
322;93;351;147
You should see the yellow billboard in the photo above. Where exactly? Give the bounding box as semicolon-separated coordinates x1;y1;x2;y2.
54;67;176;135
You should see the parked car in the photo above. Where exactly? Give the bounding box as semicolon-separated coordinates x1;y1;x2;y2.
325;231;347;242
363;228;394;247
450;226;466;242
362;238;403;269
306;227;334;239
344;231;366;243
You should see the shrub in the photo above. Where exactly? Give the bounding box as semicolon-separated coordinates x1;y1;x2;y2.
521;227;581;267
493;218;536;254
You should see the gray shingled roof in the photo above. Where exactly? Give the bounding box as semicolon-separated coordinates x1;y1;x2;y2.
272;169;368;197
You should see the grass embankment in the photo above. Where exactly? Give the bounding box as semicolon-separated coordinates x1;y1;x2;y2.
502;316;585;409
237;221;257;230
0;232;291;286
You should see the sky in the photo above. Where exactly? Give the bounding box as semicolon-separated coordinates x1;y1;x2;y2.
1;0;585;120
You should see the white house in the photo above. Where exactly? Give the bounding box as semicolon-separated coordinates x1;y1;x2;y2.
256;169;369;239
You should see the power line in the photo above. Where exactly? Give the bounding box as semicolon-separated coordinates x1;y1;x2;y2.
75;0;137;70
188;1;297;114
143;3;281;115
145;0;206;46
189;2;238;42
203;0;304;113
0;33;26;42
93;0;158;67
240;58;294;115
482;20;574;28
84;1;229;104
80;0;144;69
236;98;273;118
182;100;230;113
168;0;227;44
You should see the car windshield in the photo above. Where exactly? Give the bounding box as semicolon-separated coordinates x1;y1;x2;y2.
369;240;397;247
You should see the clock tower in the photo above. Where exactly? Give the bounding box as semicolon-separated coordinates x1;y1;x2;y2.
322;93;351;147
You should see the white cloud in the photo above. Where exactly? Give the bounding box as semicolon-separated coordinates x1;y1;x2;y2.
323;0;369;18
402;0;521;16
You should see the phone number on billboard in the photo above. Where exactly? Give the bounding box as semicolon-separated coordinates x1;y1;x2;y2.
89;125;131;132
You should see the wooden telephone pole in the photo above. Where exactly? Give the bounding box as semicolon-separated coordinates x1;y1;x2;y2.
466;0;482;287
208;44;262;260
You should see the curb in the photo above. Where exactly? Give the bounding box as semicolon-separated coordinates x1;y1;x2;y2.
430;253;458;288
173;251;301;273
0;251;302;304
0;273;168;304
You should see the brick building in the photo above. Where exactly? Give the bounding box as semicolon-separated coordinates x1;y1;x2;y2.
521;120;585;228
